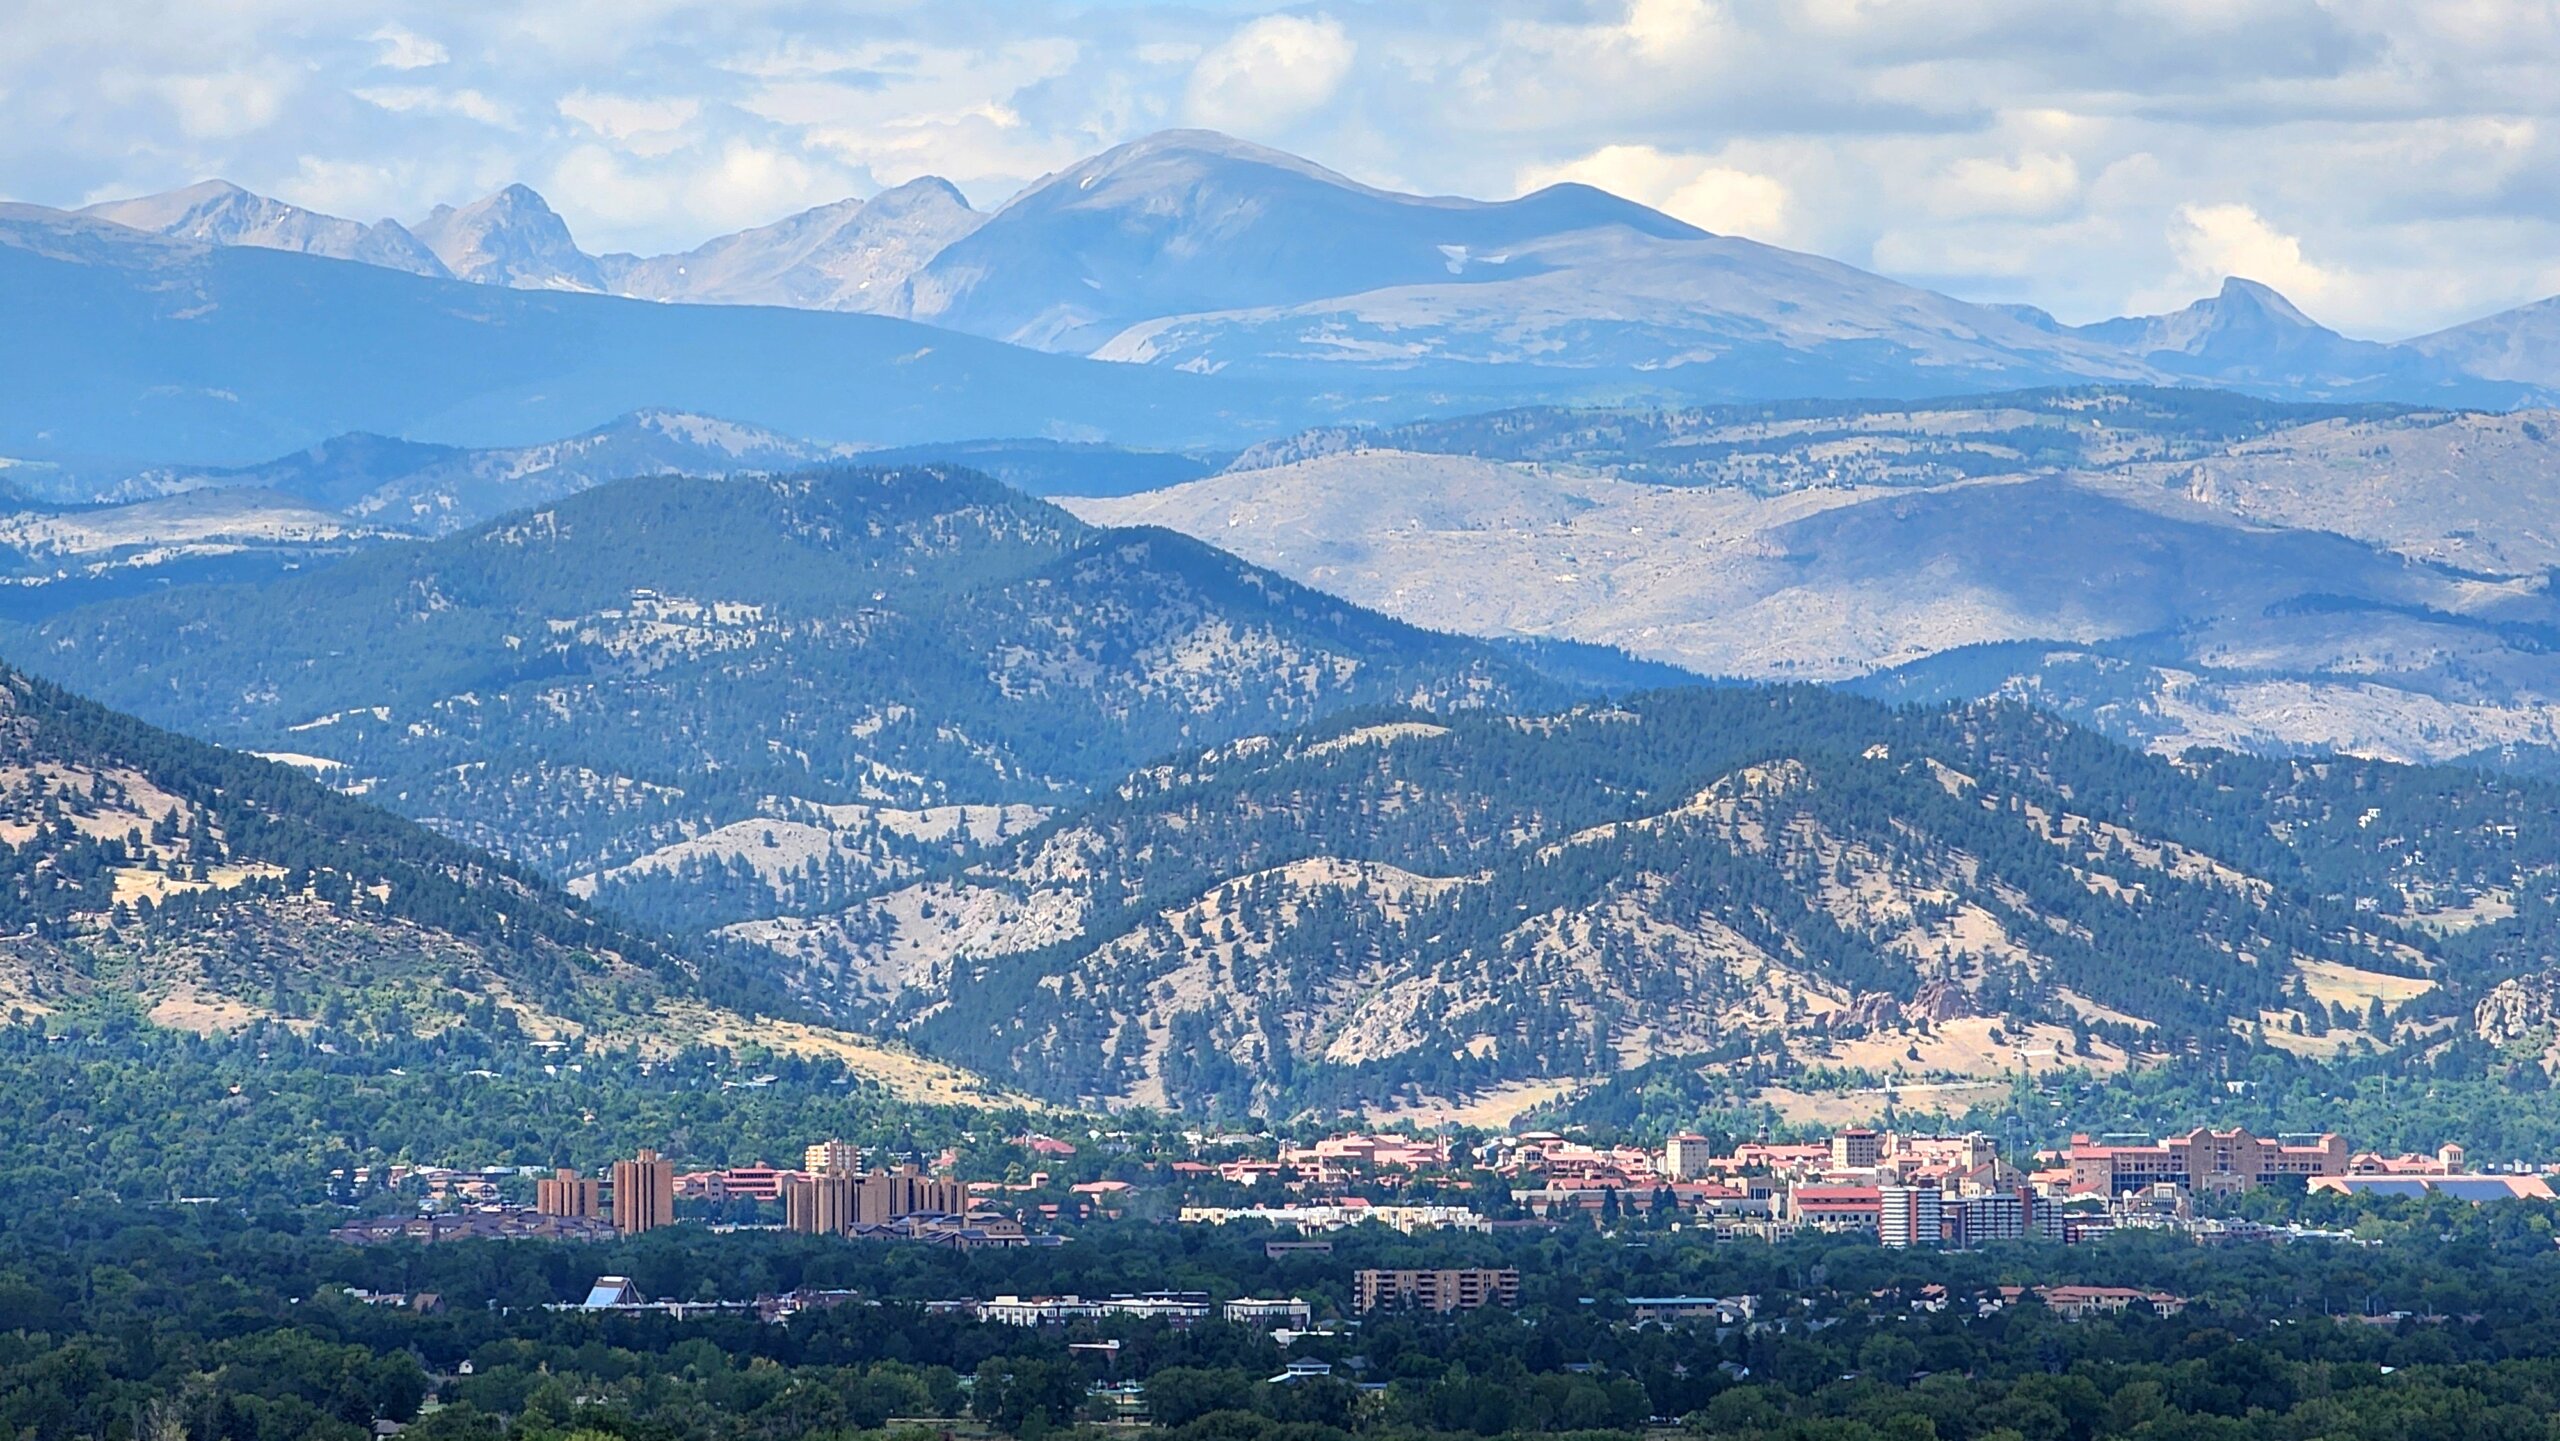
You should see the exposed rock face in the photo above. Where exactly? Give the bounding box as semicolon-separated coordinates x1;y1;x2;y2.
1907;979;1982;1024
2475;971;2560;1052
1837;993;1905;1030
410;184;604;291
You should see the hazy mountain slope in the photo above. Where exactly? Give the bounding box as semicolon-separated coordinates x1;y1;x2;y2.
2408;295;2560;390
14;466;1575;918
410;184;604;290
100;409;860;533
80;180;450;278
736;690;2560;1111
0;202;1255;465
2074;408;2560;574
605;177;985;311
1074;451;2552;677
1077;393;2560;765
847;439;1218;498
1854;638;2560;766
2070;278;2525;404
1090;224;2166;397
903;130;1703;353
902;132;2169;400
1219;387;2405;482
65;143;2560;409
0;487;404;620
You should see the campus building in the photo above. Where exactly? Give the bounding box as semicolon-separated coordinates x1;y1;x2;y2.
2066;1128;2346;1195
804;1139;863;1175
1663;1132;1717;1181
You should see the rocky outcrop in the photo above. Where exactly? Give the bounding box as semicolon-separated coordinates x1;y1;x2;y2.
1906;979;1982;1024
2475;971;2560;1051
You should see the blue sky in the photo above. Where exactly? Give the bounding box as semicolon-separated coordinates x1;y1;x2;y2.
10;0;2560;337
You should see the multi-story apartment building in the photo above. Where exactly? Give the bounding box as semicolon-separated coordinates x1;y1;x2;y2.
535;1168;604;1220
1878;1185;1943;1249
1880;1187;2066;1248
805;1139;863;1175
783;1167;971;1235
1830;1129;1884;1171
1355;1268;1520;1314
612;1149;676;1236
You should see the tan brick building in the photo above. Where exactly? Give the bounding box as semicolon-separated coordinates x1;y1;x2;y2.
612;1149;676;1235
2067;1127;2345;1195
1355;1268;1520;1314
536;1168;604;1220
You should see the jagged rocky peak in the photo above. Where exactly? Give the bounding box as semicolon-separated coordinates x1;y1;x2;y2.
411;183;603;290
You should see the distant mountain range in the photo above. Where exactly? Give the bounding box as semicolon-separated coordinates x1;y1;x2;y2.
11;465;1597;923
1076;389;2560;769
29;130;2556;472
16;464;2560;1113
0;201;1255;465
0;412;1224;621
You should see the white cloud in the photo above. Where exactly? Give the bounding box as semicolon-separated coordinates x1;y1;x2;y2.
1935;152;2081;218
546;137;856;238
369;25;448;72
1183;14;1357;134
355;86;514;128
2158;201;2339;307
558;92;702;158
1620;0;1720;59
158;69;291;140
1518;145;1791;242
730;34;1090;193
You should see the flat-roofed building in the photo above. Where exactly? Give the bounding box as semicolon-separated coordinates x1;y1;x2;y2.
784;1167;970;1235
536;1168;603;1220
805;1140;863;1175
612;1149;676;1236
2067;1128;2346;1195
1878;1185;1943;1249
1830;1129;1883;1171
1225;1297;1313;1328
1663;1132;1717;1181
858;1167;968;1224
784;1172;857;1235
1355;1268;1519;1314
1788;1185;1882;1232
2308;1174;2554;1202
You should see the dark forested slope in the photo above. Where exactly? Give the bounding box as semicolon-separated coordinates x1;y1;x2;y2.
14;466;1579;916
